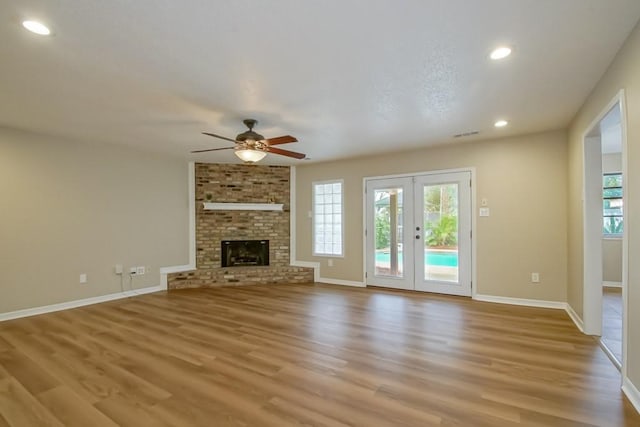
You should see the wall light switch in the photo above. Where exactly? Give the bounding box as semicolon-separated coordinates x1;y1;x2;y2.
328;259;334;267
79;273;87;284
479;207;490;217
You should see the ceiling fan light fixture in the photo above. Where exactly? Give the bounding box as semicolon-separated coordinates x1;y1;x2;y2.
197;119;305;159
235;148;267;163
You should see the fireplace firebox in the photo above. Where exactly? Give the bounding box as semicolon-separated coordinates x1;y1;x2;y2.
221;240;269;267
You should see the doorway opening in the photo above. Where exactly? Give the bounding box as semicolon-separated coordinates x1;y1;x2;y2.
582;91;627;370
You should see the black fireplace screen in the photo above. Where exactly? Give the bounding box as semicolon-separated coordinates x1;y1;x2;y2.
221;240;269;267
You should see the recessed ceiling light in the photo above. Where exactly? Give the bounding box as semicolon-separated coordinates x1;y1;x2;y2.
22;20;51;36
490;46;511;60
494;120;509;128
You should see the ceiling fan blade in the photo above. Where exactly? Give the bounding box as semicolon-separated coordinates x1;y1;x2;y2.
265;146;306;159
202;132;238;143
190;147;235;153
263;135;298;146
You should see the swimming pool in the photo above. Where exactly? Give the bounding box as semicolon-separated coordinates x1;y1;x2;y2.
375;250;458;267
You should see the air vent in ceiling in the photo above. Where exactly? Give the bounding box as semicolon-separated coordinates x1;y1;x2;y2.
453;131;479;138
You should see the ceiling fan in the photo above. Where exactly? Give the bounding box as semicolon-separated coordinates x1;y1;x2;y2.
192;119;306;162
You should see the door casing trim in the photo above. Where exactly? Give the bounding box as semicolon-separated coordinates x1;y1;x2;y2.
362;167;476;297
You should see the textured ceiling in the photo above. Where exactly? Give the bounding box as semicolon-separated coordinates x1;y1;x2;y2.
1;1;640;164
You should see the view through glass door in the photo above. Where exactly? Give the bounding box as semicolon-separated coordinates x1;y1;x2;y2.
365;177;414;290
365;171;472;296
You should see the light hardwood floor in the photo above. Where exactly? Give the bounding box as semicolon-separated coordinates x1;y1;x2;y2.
602;287;623;364
0;283;638;426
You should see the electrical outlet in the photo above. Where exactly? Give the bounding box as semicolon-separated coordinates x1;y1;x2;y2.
79;273;87;284
328;259;334;267
130;267;137;274
136;266;146;275
115;264;123;274
531;272;540;283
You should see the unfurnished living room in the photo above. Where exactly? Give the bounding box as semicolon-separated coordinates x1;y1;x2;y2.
1;1;640;426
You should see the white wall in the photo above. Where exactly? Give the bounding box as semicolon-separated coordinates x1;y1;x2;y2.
602;153;622;173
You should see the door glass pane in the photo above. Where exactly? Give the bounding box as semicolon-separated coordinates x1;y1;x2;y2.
374;188;404;277
423;183;459;282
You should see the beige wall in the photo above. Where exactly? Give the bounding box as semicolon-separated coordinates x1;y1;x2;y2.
568;20;640;387
0;128;190;313
603;239;623;283
295;130;568;301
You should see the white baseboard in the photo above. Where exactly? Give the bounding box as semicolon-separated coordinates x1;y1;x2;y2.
622;377;640;414
473;295;588;334
565;303;585;333
473;294;566;310
598;339;622;370
317;277;366;287
290;260;365;287
0;285;165;322
603;281;622;288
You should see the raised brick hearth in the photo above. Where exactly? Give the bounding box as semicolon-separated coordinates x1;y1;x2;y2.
167;163;314;289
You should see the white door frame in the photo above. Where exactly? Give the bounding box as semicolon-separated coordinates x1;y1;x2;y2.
413;172;472;296
364;177;415;290
582;134;603;336
581;89;628;377
363;167;476;297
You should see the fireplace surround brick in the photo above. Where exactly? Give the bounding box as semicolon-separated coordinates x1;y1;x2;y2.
167;163;314;289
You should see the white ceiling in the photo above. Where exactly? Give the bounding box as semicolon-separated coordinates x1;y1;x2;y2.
2;1;640;165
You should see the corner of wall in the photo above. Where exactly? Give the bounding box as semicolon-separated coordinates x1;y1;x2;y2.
565;302;585;333
159;161;197;289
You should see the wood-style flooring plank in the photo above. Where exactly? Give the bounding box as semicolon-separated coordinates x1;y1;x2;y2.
0;377;64;426
0;283;638;426
36;386;119;427
0;350;60;395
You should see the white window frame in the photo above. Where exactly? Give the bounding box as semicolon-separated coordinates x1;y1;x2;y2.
603;172;623;238
312;179;344;257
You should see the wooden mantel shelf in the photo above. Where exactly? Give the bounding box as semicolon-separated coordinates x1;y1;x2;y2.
203;202;284;211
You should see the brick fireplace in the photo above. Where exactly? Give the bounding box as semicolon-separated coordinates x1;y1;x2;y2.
167;163;314;289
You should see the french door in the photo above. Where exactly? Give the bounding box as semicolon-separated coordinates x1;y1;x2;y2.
365;171;472;296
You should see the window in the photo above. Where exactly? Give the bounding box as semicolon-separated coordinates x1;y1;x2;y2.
313;180;343;256
603;172;623;236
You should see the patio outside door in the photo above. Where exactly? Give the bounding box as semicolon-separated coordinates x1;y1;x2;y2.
365;171;472;296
